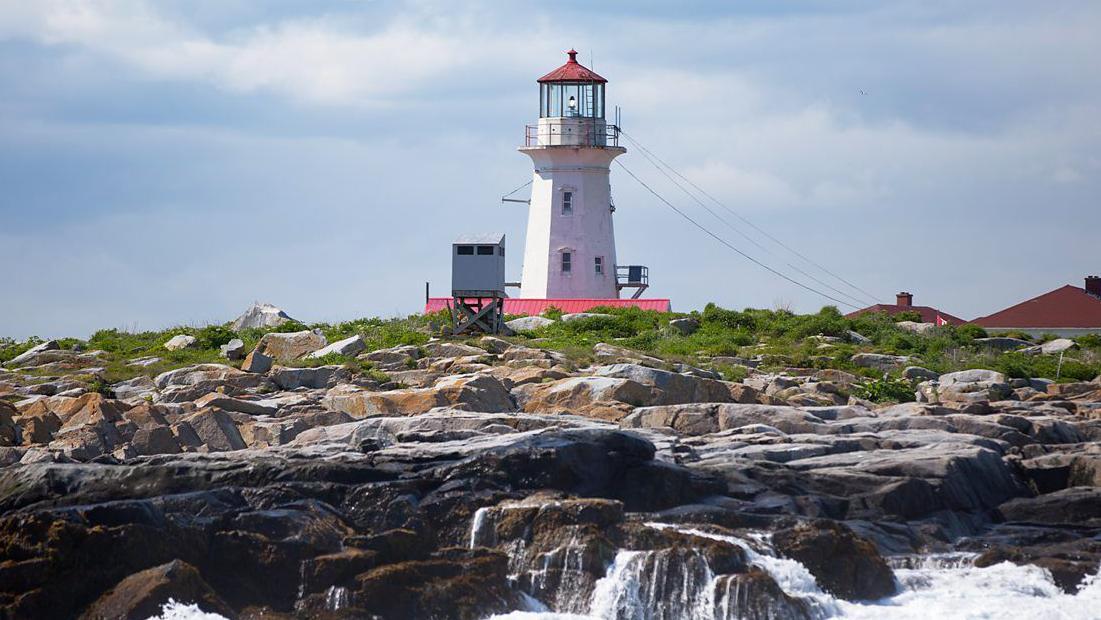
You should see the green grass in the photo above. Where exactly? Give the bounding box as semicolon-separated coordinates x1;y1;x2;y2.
4;305;1100;386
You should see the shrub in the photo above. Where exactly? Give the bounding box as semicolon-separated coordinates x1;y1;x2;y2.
853;376;915;403
892;311;923;323
955;324;988;341
1076;334;1101;349
194;325;238;349
272;320;310;333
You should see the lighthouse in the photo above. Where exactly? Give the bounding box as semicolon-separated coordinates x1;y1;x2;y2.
518;50;632;300
426;50;668;324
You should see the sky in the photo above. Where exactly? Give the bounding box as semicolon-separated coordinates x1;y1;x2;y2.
1;0;1099;340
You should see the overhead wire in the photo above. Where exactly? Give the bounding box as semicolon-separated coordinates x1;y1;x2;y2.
614;159;862;310
619;132;876;308
618;128;880;304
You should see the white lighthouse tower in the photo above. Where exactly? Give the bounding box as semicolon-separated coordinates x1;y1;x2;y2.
518;50;635;300
425;50;666;321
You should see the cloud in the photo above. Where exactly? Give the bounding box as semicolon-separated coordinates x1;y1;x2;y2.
0;1;482;105
2;0;1100;338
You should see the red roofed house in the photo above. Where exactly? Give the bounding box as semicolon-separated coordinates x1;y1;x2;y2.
972;276;1101;337
845;292;966;326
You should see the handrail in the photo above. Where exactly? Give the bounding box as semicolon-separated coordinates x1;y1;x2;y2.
525;122;620;148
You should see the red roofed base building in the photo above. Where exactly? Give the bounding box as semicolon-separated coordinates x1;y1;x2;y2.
972;276;1101;338
425;297;670;316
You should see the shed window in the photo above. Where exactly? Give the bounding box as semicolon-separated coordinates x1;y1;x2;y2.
594;256;604;275
477;245;495;255
561;252;572;273
561;191;573;215
456;245;474;255
498;246;505;257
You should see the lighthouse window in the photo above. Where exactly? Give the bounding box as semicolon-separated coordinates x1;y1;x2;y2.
476;245;495;255
561;252;572;273
595;256;604;275
562;191;573;215
456;245;474;255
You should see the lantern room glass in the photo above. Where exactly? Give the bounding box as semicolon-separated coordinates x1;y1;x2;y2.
540;82;604;118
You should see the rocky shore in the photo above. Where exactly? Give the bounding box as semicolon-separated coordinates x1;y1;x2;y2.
1;328;1100;618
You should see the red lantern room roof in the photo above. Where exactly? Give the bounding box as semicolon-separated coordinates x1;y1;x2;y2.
537;49;607;83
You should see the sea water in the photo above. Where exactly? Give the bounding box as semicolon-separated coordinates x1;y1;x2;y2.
149;533;1101;620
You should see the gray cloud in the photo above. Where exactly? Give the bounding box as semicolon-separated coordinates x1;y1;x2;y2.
2;1;1099;339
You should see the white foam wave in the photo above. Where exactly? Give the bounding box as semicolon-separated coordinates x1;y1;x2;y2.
147;600;229;620
488;523;1101;620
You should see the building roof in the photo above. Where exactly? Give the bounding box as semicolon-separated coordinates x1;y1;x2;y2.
845;304;966;325
537;50;607;84
453;233;505;245
425;298;670;315
972;285;1101;328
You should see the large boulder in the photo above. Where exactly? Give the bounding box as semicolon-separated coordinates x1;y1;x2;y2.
193;393;278;416
241;349;274;374
851;353;910;372
323;374;514;418
231;302;295;331
307;335;367;359
975;337;1030;351
623;403;831;436
997;487;1101;527
506;316;555;332
1041;338;1078;355
902;366;938;382
925;369;1012;404
179;409;246;451
348;549;520;619
14;404;61;445
154;364;267;402
668;317;700;336
896;321;935;335
270;365;351;390
591;363;735;405
219;338;245;360
560;312;612;323
256;330;327;361
112;376;157;402
6;340;59;367
514;376;651;421
772;520;896;601
362;344;423;369
163;335;197;351
0;401;18;446
79;560;233;620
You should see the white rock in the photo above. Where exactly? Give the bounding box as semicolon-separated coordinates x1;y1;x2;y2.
231;302;295;331
505;316;555;331
560;312;613;323
851;353;910;371
896;321;935;335
7;341;59;366
163;335;198;351
220;339;246;360
939;369;1006;386
306;335;367;359
847;331;871;345
1041;338;1078;355
256;330;327;361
